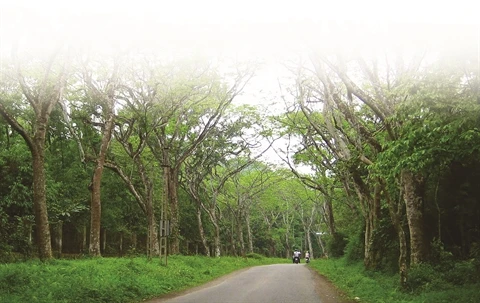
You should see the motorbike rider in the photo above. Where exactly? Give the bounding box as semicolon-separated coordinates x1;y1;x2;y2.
292;249;301;263
305;251;310;262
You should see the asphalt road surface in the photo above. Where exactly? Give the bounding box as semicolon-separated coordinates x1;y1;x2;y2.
145;263;352;303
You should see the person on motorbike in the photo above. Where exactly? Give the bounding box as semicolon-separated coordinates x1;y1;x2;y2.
305;251;310;263
292;249;301;263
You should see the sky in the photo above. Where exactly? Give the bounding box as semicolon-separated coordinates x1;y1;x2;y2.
1;0;479;169
1;0;478;57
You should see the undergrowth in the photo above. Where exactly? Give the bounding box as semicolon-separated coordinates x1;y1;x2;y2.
0;255;286;303
308;257;480;303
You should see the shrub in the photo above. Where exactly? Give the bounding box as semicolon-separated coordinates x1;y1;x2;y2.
326;232;347;258
443;260;478;285
405;262;447;292
245;253;264;260
344;232;364;264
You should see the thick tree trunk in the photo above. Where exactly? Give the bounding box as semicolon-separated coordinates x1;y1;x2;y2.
402;170;428;265
352;171;381;269
385;180;408;288
168;170;180;254
89;109;115;257
146;205;160;258
32;141;53;260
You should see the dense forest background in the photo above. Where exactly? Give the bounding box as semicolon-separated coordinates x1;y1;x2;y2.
1;20;479;288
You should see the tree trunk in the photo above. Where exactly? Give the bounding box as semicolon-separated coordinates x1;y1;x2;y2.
246;212;254;254
385;180;409;288
146;202;160;258
32;141;53;260
81;225;87;253
131;233;137;250
168;169;180;254
89;104;115;257
119;232;123;256
402;170;428;265
213;221;221;257
323;197;336;235
101;228;106;253
196;205;210;256
352;171;381;269
316;233;327;258
237;215;245;257
54;221;63;258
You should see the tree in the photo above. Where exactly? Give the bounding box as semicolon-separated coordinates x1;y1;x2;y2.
143;59;254;254
182;104;268;256
82;57;121;257
0;49;69;260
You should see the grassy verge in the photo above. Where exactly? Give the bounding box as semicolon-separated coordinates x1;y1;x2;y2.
0;254;286;303
308;258;480;303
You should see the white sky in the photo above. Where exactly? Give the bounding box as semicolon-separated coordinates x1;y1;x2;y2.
1;0;478;170
1;0;478;56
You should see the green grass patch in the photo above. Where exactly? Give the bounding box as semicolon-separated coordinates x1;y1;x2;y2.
308;258;480;303
0;255;286;303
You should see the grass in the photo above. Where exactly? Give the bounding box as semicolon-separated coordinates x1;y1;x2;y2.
0;255;287;303
4;254;478;303
308;257;480;303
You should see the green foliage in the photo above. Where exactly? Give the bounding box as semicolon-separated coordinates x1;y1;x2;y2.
309;257;480;303
325;232;347;258
0;256;286;303
245;252;264;259
344;231;364;264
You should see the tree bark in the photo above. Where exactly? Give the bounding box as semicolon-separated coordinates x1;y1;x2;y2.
246;212;254;254
401;170;428;265
54;221;63;258
0;55;67;260
31;136;53;260
196;205;210;256
89;103;115;257
168;168;180;254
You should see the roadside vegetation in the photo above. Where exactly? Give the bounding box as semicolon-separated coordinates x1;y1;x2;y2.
1;20;479;303
0;254;286;303
309;257;480;303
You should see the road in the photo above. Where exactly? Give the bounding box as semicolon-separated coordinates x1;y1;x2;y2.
145;263;352;303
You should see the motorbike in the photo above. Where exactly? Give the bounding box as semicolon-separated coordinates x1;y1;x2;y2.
293;256;300;264
305;256;310;263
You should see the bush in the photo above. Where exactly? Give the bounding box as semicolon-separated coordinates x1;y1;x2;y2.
405;263;446;292
344;232;364;264
443;260;478;285
326;232;347;258
245;253;264;260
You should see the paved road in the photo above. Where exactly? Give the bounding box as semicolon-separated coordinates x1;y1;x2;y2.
146;263;351;303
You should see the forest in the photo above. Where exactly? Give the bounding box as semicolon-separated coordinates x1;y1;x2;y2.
1;23;479;292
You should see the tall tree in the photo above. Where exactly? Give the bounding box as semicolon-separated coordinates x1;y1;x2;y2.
143;59;253;253
0;49;69;260
82;58;121;256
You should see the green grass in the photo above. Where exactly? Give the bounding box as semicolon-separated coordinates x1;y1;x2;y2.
0;255;287;303
308;258;480;303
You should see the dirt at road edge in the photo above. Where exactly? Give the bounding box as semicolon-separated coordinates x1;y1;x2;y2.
307;266;356;303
